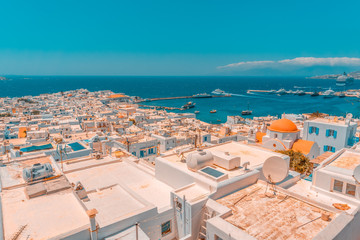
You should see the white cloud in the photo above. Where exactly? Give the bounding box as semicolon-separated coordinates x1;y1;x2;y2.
218;57;360;70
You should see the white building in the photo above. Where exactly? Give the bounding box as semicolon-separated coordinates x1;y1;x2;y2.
303;117;357;154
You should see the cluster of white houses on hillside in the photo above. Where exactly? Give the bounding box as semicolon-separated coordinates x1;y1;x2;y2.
0;89;360;240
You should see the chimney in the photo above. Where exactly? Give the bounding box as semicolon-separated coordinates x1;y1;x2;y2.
87;208;98;240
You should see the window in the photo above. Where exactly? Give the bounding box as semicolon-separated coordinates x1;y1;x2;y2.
274;133;278;138
215;235;224;240
324;145;335;153
333;179;357;197
346;183;356;196
161;220;172;237
326;129;337;138
333;180;343;192
309;126;319;134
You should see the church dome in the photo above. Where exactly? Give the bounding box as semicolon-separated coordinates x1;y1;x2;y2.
268;119;299;133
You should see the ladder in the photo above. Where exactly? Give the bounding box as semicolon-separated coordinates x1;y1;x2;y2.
10;224;27;240
198;208;213;240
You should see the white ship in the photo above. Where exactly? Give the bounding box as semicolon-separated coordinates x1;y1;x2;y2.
336;72;354;86
212;89;226;95
276;88;287;95
322;88;335;98
192;93;212;98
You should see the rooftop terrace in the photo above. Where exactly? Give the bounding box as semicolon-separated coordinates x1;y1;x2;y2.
329;150;360;170
216;182;337;240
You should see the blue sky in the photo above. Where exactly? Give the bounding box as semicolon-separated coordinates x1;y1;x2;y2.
1;0;360;76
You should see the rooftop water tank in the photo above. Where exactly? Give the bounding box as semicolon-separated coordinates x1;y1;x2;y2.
186;149;214;171
211;150;241;170
22;163;54;182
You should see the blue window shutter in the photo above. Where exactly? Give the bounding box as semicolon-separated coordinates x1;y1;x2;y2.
326;129;329;137
332;147;335;152
324;145;327;152
334;130;337;138
315;128;319;135
309;127;313;134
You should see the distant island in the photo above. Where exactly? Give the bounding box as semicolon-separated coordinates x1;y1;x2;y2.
308;71;360;79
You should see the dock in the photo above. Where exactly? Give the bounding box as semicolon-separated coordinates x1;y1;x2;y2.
247;89;360;98
138;104;183;110
136;95;231;111
148;95;231;101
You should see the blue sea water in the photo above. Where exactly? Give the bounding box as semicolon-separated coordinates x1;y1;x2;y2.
1;76;360;123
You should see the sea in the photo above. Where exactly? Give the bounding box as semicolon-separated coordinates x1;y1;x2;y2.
1;76;360;123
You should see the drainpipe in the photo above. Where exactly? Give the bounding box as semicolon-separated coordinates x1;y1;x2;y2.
135;222;139;240
183;195;186;235
87;209;98;240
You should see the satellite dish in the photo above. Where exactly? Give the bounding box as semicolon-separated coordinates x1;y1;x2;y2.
262;156;289;183
353;164;360;184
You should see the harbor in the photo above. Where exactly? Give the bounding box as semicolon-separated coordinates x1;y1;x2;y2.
247;88;360;98
142;94;231;102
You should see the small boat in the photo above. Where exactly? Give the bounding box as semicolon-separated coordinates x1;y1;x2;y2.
322;88;335;98
182;101;196;109
241;110;252;115
276;88;287;95
212;89;226;95
295;90;305;96
339;92;346;98
210;110;217;113
287;90;295;94
241;104;252;115
310;91;319;97
194;110;200;114
192;93;212;98
217;119;221;122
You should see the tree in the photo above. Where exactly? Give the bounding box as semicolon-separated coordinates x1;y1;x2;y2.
276;149;311;174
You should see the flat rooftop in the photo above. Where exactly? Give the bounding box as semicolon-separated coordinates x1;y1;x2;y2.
0;155;60;189
1;188;89;240
84;185;147;227
287;179;357;215
310;118;355;126
329;150;360;170
216;182;337;240
162;142;285;179
64;158;173;209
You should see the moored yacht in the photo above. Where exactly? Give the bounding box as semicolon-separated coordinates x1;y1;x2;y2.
212;89;226;95
276;88;287;95
294;90;305;96
182;101;196;109
192;93;212;98
310;91;319;97
339;92;346;98
322;88;335;98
